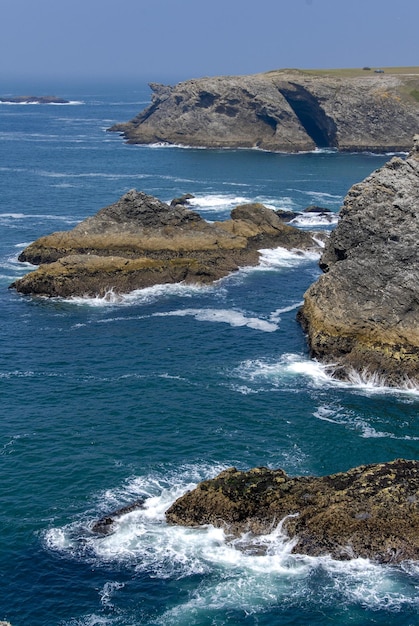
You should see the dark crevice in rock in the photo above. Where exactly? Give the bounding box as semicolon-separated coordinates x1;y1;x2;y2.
196;91;220;108
278;83;337;147
255;112;277;131
215;104;239;117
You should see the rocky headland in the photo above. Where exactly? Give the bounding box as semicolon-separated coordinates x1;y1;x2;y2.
11;191;318;298
165;459;419;564
109;68;419;152
298;136;419;387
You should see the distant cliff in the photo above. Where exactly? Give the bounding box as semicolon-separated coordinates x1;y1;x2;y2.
109;68;419;152
0;95;69;104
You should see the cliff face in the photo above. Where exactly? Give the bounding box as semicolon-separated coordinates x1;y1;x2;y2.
11;191;318;298
110;68;419;152
298;137;419;387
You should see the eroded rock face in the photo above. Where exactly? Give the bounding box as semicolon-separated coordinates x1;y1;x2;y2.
165;459;419;563
11;190;318;297
298;137;419;387
109;69;419;152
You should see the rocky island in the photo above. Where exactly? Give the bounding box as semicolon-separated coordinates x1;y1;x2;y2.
165;459;419;564
10;191;318;298
0;95;69;104
109;67;419;152
298;136;419;388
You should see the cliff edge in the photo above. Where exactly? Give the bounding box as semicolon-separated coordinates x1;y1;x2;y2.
298;136;419;387
109;68;419;152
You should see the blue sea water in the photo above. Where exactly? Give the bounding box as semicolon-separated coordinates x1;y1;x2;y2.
0;81;418;626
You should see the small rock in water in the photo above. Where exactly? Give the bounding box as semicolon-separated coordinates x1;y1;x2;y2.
91;498;145;535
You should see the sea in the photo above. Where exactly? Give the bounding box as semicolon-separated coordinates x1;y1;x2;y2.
0;79;418;626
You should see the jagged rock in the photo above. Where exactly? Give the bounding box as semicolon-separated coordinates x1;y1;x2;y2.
298;137;419;387
109;68;419;152
165;459;419;563
91;499;145;535
11;190;318;297
170;193;194;207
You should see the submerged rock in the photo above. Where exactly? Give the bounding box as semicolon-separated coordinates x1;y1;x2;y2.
109;68;419;152
165;459;419;564
11;190;318;297
298;137;419;387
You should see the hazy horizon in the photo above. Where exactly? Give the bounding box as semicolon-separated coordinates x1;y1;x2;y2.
1;0;418;88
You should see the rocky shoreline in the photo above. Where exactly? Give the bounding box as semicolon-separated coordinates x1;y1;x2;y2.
165;459;419;564
298;136;419;388
11;191;319;298
109;68;419;152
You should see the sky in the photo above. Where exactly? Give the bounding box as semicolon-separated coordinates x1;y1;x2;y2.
1;0;418;84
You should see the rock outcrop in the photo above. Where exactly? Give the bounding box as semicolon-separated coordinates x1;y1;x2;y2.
0;95;69;104
298;137;419;387
165;459;419;564
91;499;145;535
109;68;419;152
11;190;318;298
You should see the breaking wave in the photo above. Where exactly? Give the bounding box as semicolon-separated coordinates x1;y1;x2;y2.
44;465;419;625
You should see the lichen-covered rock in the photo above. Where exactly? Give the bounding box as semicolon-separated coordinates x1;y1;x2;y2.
11;190;318;297
109;69;419;152
298;137;419;387
165;459;419;563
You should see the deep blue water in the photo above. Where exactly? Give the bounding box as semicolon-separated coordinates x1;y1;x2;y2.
0;82;418;626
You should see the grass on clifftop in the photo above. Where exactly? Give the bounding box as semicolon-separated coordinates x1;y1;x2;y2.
265;67;419;78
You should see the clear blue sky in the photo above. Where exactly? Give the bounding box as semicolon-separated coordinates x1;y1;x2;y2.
1;0;418;83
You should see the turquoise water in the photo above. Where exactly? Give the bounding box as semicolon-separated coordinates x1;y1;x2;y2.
0;82;418;625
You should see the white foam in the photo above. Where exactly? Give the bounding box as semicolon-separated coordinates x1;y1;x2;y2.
187;194;301;215
64;282;212;307
233;354;334;391
44;463;419;622
99;581;124;609
314;403;419;440
187;194;250;213
258;246;321;269
268;301;304;324
234;354;419;396
290;212;339;227
154;308;278;332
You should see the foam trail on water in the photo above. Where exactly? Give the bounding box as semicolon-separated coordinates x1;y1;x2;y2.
154;308;278;332
64;282;213;307
314;404;419;440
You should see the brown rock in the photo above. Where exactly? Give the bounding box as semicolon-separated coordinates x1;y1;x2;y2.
11;190;318;298
166;459;419;563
